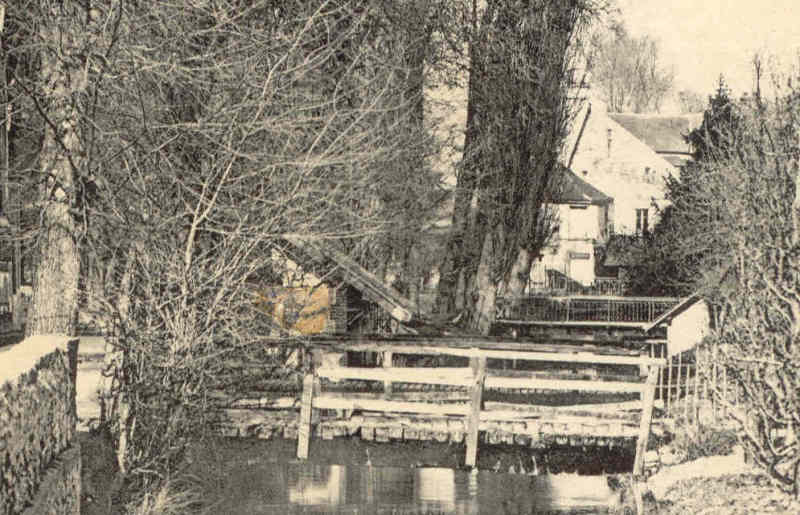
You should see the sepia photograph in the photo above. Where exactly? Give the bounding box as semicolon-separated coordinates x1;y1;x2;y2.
1;1;799;513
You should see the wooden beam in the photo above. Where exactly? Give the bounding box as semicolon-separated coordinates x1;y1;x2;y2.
465;356;487;468
382;350;393;397
309;342;665;367
489;368;649;383
481;401;641;422
316;366;474;386
296;373;316;459
483;375;649;393
633;365;659;476
298;335;645;354
316;390;469;403
312;394;469;416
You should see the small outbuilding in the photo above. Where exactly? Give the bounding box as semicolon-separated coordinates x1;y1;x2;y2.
643;293;710;356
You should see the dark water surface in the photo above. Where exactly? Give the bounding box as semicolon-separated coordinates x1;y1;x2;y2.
214;461;619;514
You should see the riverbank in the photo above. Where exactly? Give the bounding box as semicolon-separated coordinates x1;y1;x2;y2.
641;442;800;514
651;472;800;514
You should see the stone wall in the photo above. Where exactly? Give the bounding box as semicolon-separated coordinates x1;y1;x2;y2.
0;336;80;515
19;445;81;515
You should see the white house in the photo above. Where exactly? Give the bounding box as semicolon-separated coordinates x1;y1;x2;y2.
565;96;679;236
535;166;613;287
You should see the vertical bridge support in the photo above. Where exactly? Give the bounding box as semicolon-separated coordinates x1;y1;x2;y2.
297;373;315;460
465;355;487;468
297;349;322;460
633;364;659;476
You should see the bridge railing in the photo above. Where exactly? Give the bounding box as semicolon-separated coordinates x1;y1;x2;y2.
497;295;679;325
295;338;665;475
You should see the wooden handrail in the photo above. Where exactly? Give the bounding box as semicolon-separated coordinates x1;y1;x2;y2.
296;344;663;474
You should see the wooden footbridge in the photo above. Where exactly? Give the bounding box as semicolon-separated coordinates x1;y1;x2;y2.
227;237;673;475
218;335;665;475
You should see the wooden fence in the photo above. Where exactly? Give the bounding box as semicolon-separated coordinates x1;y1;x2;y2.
498;296;678;325
294;339;665;475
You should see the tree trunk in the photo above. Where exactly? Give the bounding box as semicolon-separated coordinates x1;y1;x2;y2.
434;12;483;319
469;231;497;334
26;7;86;337
505;248;531;296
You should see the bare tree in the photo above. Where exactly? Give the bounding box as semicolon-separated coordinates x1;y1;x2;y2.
435;0;600;333
644;66;800;496
7;0;441;502
2;1;108;336
677;88;707;114
589;21;673;113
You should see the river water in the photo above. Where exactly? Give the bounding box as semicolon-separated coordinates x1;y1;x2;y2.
214;461;619;514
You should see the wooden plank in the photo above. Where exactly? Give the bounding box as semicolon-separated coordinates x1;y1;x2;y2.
317;366;473;386
489;368;648;383
465;356;487;468
692;361;700;425
315;344;664;367
666;354;673;413
482;401;641;421
633;365;658;476
676;352;683;409
318;391;469;403
303;335;649;355
383;350;393;397
479;410;636;427
296;374;315;459
484;375;648;393
228;396;300;409
312;394;469;416
284;234;417;322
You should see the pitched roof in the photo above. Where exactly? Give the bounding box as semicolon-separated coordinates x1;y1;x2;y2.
553;166;613;205
643;293;702;333
607;114;702;154
283;234;420;324
282;234;488;337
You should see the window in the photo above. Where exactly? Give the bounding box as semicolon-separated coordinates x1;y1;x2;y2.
636;208;649;234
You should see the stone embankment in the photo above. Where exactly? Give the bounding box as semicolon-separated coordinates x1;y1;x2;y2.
0;335;80;515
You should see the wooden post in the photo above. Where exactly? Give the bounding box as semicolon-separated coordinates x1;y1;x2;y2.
692;361;700;424
722;365;728;417
676;351;683;409
633;365;658;476
659;343;666;404
383;350;393;397
703;348;709;415
665;353;672;414
465;355;487;468
297;373;316;459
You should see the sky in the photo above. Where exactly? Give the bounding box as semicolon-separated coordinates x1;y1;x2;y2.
618;0;800;105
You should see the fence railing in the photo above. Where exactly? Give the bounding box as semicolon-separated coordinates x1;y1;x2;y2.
527;264;625;296
498;296;679;325
646;344;740;424
295;339;665;475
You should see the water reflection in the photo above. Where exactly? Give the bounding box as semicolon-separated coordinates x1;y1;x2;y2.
222;461;617;514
